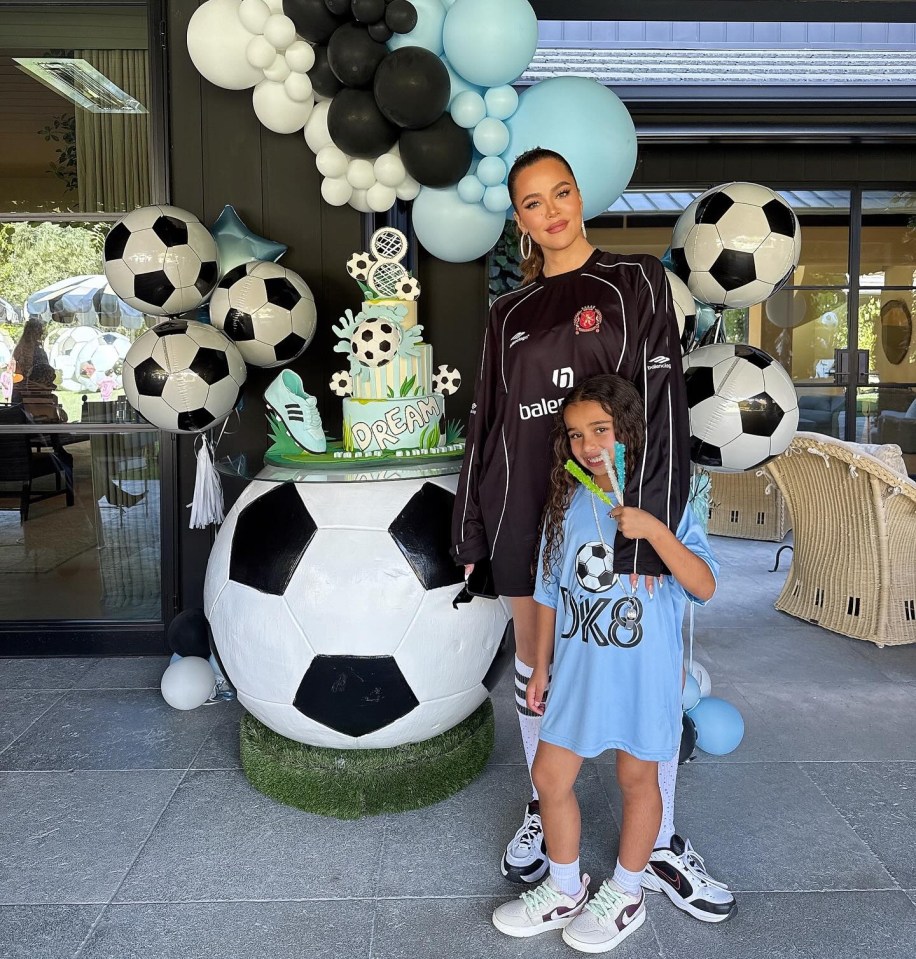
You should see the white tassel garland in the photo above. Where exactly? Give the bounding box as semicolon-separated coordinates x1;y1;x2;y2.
188;435;224;529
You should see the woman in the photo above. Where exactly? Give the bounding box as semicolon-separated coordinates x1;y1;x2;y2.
451;148;734;923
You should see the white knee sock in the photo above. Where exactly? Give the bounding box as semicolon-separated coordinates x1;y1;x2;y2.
655;753;678;849
514;656;545;801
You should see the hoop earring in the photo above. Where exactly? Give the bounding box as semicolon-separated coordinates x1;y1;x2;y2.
519;232;532;260
581;222;588;239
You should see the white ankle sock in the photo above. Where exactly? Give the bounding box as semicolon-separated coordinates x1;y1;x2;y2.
611;860;644;898
655;753;678;848
549;857;581;896
514;656;546;801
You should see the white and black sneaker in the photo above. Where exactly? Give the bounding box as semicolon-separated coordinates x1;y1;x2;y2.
641;834;736;923
501;801;548;884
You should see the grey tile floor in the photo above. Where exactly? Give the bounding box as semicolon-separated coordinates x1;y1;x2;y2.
2;536;916;959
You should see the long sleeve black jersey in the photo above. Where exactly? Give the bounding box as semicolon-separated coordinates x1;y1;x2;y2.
451;249;690;596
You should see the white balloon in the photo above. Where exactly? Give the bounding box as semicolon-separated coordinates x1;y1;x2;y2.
263;0;283;10
321;176;353;207
349;188;373;213
246;34;277;70
285;40;316;73
316;144;349;179
238;0;271;33
262;52;291;82
396;175;421;202
689;660;713;698
263;13;296;49
187;0;263;91
284;71;313;103
303;99;332;153
374;152;406;188
161;656;215;710
346;158;376;190
367;183;398;213
252;79;313;134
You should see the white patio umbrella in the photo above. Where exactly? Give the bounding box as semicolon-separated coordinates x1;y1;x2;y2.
0;296;21;325
26;275;147;329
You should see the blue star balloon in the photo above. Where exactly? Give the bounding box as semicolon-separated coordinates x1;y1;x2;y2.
210;205;287;278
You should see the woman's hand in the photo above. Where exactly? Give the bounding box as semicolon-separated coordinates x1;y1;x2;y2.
526;668;550;716
464;564;474;578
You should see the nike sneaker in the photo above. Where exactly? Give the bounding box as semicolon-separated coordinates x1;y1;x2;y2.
562;881;645;953
264;369;326;454
501;801;548;884
492;874;590;938
641;834;736;923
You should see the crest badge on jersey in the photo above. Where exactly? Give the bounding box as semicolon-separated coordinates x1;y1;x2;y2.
574;305;602;335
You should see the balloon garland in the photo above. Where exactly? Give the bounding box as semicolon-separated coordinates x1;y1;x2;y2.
186;0;642;262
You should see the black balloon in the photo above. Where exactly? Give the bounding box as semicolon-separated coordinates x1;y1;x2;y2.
328;88;398;158
352;0;385;22
399;113;472;188
385;0;417;33
324;0;351;13
308;44;344;98
327;22;387;88
679;712;698;765
374;46;449;129
168;608;211;658
368;20;393;41
284;0;346;43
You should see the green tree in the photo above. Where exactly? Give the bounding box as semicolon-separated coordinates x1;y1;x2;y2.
0;221;107;310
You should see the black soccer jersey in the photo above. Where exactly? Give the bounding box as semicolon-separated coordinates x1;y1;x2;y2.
451;249;690;595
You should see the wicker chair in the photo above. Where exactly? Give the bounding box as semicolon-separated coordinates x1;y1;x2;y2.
763;432;916;647
707;469;791;541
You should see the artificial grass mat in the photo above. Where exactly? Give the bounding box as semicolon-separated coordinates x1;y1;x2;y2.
240;698;495;819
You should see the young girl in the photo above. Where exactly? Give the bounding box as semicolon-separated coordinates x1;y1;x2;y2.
492;374;721;954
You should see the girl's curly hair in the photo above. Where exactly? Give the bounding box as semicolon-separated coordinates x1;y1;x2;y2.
539;374;646;585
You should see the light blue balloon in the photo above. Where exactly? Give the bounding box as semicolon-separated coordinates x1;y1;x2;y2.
473;116;509;156
388;0;447;55
412;185;507;263
682;673;701;711
483;183;511;213
689;696;745;756
476;155;507;187
169;652;183;665
442;0;538;87
485;84;519;120
457;174;486;204
440;56;484;107
451;90;486;129
210;204;287;279
504;77;637;221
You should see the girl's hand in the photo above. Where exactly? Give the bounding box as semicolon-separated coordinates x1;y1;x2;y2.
464;564;474;579
610;505;663;542
526;669;549;716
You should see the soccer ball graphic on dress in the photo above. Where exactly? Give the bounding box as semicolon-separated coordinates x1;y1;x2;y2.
350;316;402;367
670;183;801;310
209;261;317;368
683;343;799;471
122;320;247;432
575;542;618;593
432;364;462;395
204;477;513;748
104;205;219;317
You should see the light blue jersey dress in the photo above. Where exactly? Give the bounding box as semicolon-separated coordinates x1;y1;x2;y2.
533;486;719;761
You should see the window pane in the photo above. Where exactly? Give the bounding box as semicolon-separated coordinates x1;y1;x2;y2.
759;289;848;383
0;426;161;620
872;385;916;475
860;191;916;287
860;290;916;385
0;5;151;214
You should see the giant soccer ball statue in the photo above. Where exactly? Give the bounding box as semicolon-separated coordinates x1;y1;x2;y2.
209;261;317;368
122;320;247;432
204;476;512;749
670;182;801;310
104;205;219;316
683;343;799;471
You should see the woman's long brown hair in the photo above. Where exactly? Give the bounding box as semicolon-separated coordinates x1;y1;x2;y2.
539;375;646;585
507;147;579;286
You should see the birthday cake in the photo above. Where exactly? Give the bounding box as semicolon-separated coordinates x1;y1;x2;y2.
263;228;463;466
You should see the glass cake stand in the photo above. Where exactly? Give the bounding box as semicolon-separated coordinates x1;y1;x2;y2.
215;450;464;484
